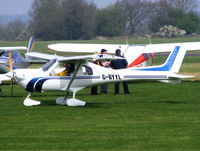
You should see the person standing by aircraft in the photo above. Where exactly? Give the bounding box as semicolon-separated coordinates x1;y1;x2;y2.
110;49;131;94
91;54;99;95
99;49;110;94
91;49;110;95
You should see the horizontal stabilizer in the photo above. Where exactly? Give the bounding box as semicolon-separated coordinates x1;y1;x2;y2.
158;79;181;84
159;74;194;84
168;73;194;79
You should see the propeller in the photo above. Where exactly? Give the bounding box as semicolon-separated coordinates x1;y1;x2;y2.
8;51;14;96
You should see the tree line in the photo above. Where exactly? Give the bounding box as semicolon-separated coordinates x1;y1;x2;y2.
0;0;200;40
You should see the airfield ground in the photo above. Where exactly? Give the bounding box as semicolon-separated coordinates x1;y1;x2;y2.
0;37;200;151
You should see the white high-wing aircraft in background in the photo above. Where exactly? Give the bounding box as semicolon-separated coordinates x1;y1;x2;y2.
48;41;200;68
0;43;199;107
0;36;46;82
0;36;35;74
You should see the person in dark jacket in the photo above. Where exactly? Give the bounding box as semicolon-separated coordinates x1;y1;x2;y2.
110;49;131;94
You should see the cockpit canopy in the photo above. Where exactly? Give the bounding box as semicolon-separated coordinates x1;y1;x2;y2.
42;58;57;72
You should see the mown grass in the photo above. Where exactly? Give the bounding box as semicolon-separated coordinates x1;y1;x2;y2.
0;81;200;151
0;37;200;150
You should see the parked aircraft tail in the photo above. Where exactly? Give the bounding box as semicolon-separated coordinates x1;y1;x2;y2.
26;36;35;60
134;46;186;73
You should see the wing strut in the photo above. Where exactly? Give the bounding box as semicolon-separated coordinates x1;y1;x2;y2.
64;61;82;99
55;60;86;106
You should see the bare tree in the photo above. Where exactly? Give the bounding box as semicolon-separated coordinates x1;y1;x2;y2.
167;0;197;12
117;0;154;35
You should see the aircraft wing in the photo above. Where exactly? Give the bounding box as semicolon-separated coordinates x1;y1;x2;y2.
143;42;200;53
26;52;124;62
48;43;129;54
0;47;27;50
25;52;66;60
48;42;200;54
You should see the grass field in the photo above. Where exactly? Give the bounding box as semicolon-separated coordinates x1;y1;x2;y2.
0;82;200;151
0;37;200;151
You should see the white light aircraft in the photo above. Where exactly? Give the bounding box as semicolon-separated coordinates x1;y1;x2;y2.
1;43;199;107
0;36;46;82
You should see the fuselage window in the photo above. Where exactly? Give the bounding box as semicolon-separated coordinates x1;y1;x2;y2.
82;65;93;75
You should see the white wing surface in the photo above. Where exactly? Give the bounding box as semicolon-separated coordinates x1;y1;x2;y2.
0;47;27;50
48;42;200;54
26;52;123;62
143;42;200;53
48;43;129;54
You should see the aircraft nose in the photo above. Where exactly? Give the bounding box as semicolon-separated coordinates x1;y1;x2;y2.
13;71;25;80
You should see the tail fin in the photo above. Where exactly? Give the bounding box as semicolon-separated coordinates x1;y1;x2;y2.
135;46;186;73
26;36;35;60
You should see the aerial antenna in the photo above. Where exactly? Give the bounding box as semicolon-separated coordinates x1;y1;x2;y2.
147;35;152;45
125;35;128;45
123;35;129;56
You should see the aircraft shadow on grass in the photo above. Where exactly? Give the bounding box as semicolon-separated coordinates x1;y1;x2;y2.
159;100;187;104
40;100;107;108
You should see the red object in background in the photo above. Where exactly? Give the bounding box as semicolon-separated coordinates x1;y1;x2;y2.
128;53;154;68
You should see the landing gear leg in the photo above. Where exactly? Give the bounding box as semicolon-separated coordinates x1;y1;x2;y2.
0;88;2;96
23;93;41;106
56;91;86;106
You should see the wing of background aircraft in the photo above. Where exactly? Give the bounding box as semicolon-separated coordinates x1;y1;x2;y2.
48;43;129;54
48;42;200;54
143;42;200;53
47;42;200;69
0;36;46;73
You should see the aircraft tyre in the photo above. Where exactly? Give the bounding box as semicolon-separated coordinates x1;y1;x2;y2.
56;97;86;106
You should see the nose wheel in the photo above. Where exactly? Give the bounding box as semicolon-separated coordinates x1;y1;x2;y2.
23;93;41;106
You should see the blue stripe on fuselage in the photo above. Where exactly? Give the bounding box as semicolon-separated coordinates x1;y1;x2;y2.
25;77;43;92
35;79;48;92
25;75;101;92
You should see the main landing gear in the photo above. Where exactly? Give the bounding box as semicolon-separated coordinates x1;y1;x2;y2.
23;92;85;107
56;91;86;106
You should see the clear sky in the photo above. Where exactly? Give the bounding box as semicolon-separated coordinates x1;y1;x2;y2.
92;0;117;8
0;0;117;15
0;0;34;15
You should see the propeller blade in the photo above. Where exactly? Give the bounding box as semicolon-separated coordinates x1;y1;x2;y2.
8;52;13;72
8;51;14;96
